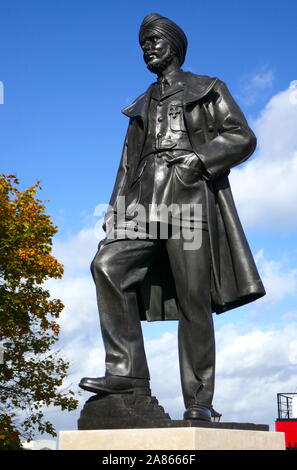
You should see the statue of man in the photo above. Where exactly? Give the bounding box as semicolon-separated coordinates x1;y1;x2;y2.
79;14;265;422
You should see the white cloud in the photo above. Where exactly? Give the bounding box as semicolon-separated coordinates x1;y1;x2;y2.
46;275;98;334
144;332;181;410
216;324;297;377
52;226;103;276
255;249;297;304
231;84;297;228
45;224;106;335
214;322;297;427
238;69;275;106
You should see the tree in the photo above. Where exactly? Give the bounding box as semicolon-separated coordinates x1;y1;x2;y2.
0;175;78;449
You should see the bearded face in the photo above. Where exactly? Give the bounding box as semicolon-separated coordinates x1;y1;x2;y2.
141;34;176;75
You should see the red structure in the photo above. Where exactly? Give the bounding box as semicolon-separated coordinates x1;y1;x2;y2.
275;393;297;450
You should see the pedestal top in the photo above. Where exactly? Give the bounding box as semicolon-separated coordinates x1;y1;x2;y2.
59;427;285;451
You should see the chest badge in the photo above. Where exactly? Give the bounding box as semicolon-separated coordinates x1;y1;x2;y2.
168;105;180;119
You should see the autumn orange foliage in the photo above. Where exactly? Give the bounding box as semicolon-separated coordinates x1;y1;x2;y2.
0;175;78;449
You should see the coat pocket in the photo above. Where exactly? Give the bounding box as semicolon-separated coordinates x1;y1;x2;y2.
169;103;187;132
174;164;202;186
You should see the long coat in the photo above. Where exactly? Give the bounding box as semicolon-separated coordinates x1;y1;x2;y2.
103;71;266;320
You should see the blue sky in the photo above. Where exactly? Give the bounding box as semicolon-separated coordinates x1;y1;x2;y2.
1;0;297;439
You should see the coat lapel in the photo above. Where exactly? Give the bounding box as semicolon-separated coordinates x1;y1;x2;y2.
121;84;154;124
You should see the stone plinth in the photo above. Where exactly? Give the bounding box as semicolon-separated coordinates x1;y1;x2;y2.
59;427;285;450
78;393;171;430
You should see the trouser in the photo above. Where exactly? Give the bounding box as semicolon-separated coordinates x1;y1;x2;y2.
90;226;215;409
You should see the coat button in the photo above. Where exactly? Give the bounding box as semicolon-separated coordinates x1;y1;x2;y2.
158;117;163;122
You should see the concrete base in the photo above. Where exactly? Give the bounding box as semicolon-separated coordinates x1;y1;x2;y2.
59;427;285;450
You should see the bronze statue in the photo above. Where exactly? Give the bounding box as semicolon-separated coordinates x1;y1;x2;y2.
79;13;265;422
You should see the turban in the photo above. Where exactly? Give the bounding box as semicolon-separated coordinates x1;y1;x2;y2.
139;13;188;66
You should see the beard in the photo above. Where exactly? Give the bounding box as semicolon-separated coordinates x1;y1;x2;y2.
146;47;176;75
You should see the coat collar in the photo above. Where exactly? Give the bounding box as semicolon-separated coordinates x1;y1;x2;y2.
121;84;153;119
121;71;218;119
151;81;184;101
183;73;218;105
